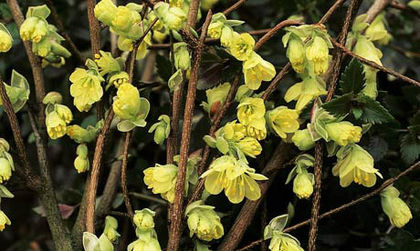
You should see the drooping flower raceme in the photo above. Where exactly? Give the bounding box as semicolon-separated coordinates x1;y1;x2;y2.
128;208;161;251
112;83;150;132
185;200;224;241
332;144;382;188
285;154;315;199
380;185;412;228
143;164;178;203
242;52;276;90
69;61;104;112
201;155;268;204
266;106;300;139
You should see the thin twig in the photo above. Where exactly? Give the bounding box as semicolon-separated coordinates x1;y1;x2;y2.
365;0;392;23
254;20;303;50
318;0;346;24
87;0;101;55
237;160;420;251
332;40;420;87
121;131;134;219
223;0;246;16
167;10;213;251
261;63;292;100
44;0;85;64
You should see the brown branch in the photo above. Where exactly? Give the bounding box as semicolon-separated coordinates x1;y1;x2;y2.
223;0;246;16
365;0;392;23
237;160;420;251
217;143;295;251
261;63;292;100
332;40;420;87
44;0;85;64
121;131;134;219
87;0;101;55
307;142;323;251
167;10;213;251
317;0;346;24
254;20;303;50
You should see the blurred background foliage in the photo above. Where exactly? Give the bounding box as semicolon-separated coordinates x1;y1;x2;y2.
0;0;419;250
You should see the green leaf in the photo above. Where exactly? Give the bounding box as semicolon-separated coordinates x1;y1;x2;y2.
339;59;365;94
322;93;353;117
356;95;395;124
156;54;173;82
400;133;420;164
26;5;51;19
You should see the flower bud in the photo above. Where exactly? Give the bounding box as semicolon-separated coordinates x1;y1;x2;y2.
148;115;170;145
185;201;224;241
325;121;362;146
0;158;12;183
94;0;118;26
291;129;315;150
243;52;276;90
267;106;300;139
103;216;120;242
286;37;305;73
237;137;262;158
113;83;141;120
230;32;255;61
0;26;13;52
293;171;314;199
381;186;412;228
201;82;231;116
133;209;156;230
43;91;63;105
0;210;11;231
173;42;191;70
143;164;178;202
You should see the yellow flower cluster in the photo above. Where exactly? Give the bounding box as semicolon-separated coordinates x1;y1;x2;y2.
207;13;275;90
128;208;161;251
44;92;73;140
286;154;315;199
237;97;267;140
20;5;70;67
201;155;268;204
348;13;391;99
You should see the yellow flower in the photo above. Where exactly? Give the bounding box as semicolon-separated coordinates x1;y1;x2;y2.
365;13;391;45
185;201;224;241
94;0;118;26
0;210;11;232
74;144;89;173
220;26;235;48
237;137;262;158
143;164;178;203
267;106;300;139
246;119;267;140
332;144;382;188
117;36;134;52
269;233;304;251
201;155;268;204
133;209;156;230
201;82;231;116
0;26;13;52
103;216;120;242
67;124;99;144
306;36;330;75
111;6;141;34
284;77;327;110
381;186;412;228
223;121;246;141
20;17;49;43
0;158;12;183
286;37;305;73
46;104;73;139
127;238;161;251
94;51;121;76
109;71;129;88
113;83;150;131
69;68;104;112
291;129;315;150
237;97;265;125
230;33;255;61
208;20;224;39
242;52;276;90
293;171;314;199
325;121;362;146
